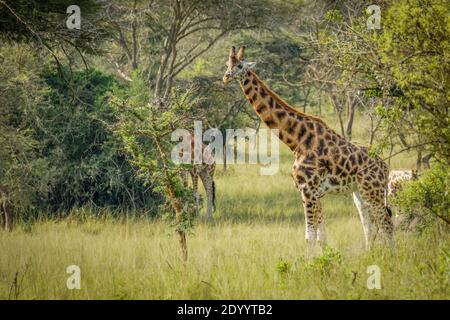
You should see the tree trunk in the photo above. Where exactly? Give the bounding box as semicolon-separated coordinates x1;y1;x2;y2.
0;206;4;229
416;148;423;171
154;137;188;262
3;201;13;231
345;93;356;141
330;93;346;139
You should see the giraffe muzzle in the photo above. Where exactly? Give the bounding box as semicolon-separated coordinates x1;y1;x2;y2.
223;73;232;85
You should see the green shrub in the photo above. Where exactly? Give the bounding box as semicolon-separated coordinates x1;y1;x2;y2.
393;165;450;231
276;258;291;275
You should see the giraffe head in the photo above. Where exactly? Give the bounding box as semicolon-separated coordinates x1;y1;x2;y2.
223;46;256;85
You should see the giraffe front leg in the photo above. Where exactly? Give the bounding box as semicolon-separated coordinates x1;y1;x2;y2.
301;191;321;256
191;172;201;219
317;219;327;249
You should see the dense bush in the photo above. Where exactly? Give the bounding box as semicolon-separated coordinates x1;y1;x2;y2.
392;165;450;231
0;44;161;219
35;68;161;213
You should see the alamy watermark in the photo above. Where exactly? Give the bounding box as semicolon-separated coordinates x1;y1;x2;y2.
367;5;381;30
66;264;81;290
66;5;81;30
367;265;381;289
171;121;280;175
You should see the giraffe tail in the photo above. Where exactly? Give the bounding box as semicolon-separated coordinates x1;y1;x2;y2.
212;181;216;212
384;189;392;218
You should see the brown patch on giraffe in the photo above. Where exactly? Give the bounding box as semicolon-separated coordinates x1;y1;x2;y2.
304;154;316;165
265;117;276;128
313;175;320;185
329;177;339;185
345;161;351;172
256;103;267;113
319;158;332;173
331;135;337;143
260;87;267;98
268;96;274;108
304;133;314;149
276;111;286;120
300;166;314;179
245;87;252;95
317;139;326;155
298;124;306;139
295;174;306;184
286;125;295;135
335;165;344;176
349;154;356;165
316;123;323;135
290;121;298;131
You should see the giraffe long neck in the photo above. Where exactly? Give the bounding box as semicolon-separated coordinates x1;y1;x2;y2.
239;70;331;153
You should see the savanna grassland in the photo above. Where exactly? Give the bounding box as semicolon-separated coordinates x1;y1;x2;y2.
1;114;448;300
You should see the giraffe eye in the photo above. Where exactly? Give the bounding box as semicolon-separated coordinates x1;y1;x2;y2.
237;64;243;69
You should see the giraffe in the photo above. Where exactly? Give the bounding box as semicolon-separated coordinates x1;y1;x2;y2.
223;46;394;251
180;136;216;220
388;169;419;230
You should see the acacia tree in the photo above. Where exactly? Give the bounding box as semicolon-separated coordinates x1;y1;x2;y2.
102;0;299;104
289;0;387;142
379;0;450;165
110;76;201;261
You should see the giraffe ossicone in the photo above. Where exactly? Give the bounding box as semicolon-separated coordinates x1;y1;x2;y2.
223;45;395;251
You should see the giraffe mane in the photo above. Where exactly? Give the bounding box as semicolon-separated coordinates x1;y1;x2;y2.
249;71;342;138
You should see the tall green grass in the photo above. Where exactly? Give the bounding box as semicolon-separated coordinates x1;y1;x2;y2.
0;115;448;299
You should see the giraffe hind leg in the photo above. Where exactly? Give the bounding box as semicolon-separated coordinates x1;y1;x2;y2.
199;170;214;221
353;191;378;250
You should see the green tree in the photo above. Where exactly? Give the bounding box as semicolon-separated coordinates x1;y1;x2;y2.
0;44;50;229
111;75;201;261
380;0;450;164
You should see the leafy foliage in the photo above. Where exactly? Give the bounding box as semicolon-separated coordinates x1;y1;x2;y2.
110;74;199;234
0;44;50;212
393;165;450;230
380;0;450;163
37;67;159;212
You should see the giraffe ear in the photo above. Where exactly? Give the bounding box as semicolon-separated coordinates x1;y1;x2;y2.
229;46;236;58
237;46;246;60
